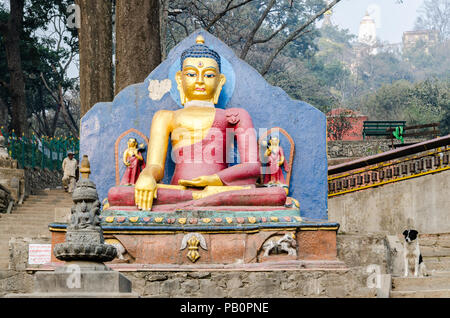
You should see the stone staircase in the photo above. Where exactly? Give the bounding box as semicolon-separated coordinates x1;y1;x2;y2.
391;233;450;298
0;189;72;269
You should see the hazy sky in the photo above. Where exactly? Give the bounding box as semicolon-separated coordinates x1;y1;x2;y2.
328;0;425;43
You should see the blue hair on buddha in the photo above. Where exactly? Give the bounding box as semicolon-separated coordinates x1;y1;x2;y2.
180;42;221;72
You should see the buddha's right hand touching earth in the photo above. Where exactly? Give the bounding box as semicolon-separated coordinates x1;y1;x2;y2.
135;167;158;210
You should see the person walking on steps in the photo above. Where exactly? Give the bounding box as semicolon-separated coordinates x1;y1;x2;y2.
62;151;77;193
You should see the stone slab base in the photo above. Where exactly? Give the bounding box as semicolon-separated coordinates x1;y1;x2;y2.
33;270;132;294
30;259;348;272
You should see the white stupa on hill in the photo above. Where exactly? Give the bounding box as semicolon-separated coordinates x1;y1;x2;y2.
357;11;377;54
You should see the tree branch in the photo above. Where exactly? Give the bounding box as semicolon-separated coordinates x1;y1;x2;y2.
169;17;189;37
240;0;277;59
260;0;342;76
253;22;288;44
205;0;254;31
39;72;60;105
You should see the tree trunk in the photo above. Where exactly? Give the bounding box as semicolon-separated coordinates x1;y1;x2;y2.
160;0;169;60
75;0;114;117
0;96;8;130
115;0;161;94
2;0;27;136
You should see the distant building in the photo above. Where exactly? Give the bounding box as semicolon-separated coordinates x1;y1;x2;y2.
326;108;368;141
402;30;438;51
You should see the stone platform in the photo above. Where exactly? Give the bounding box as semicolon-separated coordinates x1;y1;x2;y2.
5;261;138;298
48;208;340;266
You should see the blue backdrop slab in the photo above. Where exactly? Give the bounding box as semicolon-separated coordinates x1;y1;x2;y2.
80;29;328;219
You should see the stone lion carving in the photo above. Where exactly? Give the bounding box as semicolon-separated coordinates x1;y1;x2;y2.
262;233;297;257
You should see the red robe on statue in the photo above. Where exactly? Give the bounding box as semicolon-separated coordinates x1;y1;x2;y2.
263;146;289;185
120;152;146;185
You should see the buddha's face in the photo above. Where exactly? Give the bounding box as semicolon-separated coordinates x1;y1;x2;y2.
176;57;226;105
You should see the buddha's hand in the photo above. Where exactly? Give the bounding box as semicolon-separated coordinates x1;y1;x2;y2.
178;174;223;187
135;168;157;210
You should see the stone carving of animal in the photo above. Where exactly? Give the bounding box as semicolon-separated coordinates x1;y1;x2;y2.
262;233;297;257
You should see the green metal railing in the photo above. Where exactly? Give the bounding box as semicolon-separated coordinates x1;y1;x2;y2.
0;127;79;170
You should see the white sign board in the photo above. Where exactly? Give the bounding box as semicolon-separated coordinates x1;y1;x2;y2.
28;244;52;265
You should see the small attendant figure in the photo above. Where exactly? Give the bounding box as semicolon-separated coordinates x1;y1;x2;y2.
120;138;146;185
262;136;289;185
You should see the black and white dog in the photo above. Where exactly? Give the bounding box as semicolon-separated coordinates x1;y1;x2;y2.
403;229;428;277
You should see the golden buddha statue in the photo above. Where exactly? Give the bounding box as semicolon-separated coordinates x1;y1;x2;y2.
131;35;286;211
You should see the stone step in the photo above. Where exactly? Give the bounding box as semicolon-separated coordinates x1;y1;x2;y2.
21;196;71;200
429;271;450;277
0;232;50;238
421;247;450;258
9;210;61;215
6;213;68;220
14;206;71;209
12;211;71;215
16;203;72;207
423;256;450;263
12;209;61;214
25;199;72;202
425;260;450;271
0;219;58;226
16;205;72;210
0;222;51;228
0;215;56;220
29;193;69;196
22;199;72;204
419;234;450;246
0;229;50;236
2;217;57;222
390;289;450;298
1;214;58;219
14;204;69;208
0;222;53;228
0;227;50;234
0;215;58;220
26;195;70;198
24;195;71;198
0;257;9;269
22;196;71;200
392;276;450;291
11;208;65;212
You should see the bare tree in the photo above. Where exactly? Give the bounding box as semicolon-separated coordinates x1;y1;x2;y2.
260;0;341;75
167;0;342;76
415;0;450;41
327;109;354;141
35;14;80;137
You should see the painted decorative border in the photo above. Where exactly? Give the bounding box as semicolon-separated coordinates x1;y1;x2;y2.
48;218;340;234
328;146;449;197
114;128;149;185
